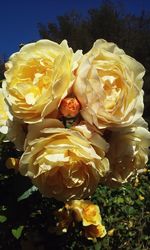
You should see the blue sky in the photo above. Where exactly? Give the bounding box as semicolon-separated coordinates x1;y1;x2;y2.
0;0;150;58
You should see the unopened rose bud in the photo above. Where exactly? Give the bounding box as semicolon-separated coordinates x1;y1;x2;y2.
59;97;81;118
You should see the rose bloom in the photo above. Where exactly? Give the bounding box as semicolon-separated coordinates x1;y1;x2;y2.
66;200;106;239
73;39;145;129
0;88;12;134
19;119;109;201
105;118;150;184
3;40;82;123
67;200;102;226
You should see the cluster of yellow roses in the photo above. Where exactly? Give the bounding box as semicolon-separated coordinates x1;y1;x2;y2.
0;38;150;239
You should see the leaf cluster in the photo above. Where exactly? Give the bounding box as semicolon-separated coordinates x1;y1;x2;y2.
0;141;150;249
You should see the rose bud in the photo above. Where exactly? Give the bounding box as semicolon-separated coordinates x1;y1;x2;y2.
59;97;81;118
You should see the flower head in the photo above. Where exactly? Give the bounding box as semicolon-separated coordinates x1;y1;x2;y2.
66;199;106;240
105;118;150;184
74;39;145;129
3;40;82;123
59;97;81;118
19;120;109;201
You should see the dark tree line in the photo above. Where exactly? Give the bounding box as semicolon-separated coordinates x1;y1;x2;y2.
0;59;5;82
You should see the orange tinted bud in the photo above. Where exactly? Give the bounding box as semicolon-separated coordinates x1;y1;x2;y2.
60;97;80;118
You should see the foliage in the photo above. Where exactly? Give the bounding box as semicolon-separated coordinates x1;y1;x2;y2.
0;141;150;249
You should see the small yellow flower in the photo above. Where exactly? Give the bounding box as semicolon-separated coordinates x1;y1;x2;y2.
66;200;106;240
134;177;140;187
139;195;144;201
108;228;115;236
128;220;133;228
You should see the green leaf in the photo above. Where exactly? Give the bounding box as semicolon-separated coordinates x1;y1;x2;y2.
11;225;24;239
125;207;136;216
0;205;7;211
0;215;7;223
0;133;6;142
94;241;101;250
17;186;38;202
114;197;124;204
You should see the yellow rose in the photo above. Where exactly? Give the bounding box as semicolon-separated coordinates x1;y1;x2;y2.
74;39;145;129
19;120;109;201
66;200;102;226
55;200;106;240
0;88;12;134
66;200;106;240
3;40;82;123
105;118;150;184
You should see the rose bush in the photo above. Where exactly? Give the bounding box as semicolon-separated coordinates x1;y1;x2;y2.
19;120;109;201
3;40;82;123
74;39;145;129
0;38;149;242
